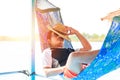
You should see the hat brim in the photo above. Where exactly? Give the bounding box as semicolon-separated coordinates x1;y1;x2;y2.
47;25;71;41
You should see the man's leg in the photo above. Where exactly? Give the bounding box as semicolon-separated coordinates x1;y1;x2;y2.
64;50;99;79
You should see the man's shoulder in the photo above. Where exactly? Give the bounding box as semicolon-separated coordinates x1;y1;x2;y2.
42;48;52;55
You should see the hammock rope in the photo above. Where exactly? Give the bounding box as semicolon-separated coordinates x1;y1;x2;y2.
0;1;119;80
35;4;73;52
31;0;36;80
73;15;120;80
35;0;120;79
0;70;30;76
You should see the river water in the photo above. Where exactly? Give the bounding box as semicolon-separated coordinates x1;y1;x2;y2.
0;41;119;80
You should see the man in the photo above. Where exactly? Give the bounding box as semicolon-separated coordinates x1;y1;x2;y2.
42;23;99;79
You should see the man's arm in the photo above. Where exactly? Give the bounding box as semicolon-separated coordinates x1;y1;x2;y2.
43;66;65;77
67;27;92;51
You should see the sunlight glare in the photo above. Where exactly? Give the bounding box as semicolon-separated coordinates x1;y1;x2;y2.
0;0;31;37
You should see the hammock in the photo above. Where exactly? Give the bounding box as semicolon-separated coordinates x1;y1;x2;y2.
35;0;120;80
35;5;73;52
31;1;73;80
73;16;120;80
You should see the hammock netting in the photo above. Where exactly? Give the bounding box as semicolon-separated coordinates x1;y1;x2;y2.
36;3;120;79
35;1;120;79
0;1;119;80
73;16;120;80
35;7;73;52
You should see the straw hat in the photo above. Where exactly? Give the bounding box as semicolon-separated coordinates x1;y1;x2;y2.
47;23;70;41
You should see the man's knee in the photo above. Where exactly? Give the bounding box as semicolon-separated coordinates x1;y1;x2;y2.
69;52;80;60
70;51;81;57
